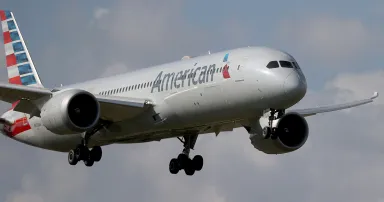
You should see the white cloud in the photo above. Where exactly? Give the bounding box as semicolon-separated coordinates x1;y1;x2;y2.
278;16;377;62
93;7;109;20
100;63;130;77
325;70;384;105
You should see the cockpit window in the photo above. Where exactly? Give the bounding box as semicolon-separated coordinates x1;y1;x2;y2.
266;61;279;68
292;62;300;69
279;61;293;68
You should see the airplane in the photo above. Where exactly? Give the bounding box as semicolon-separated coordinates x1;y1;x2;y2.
0;10;379;176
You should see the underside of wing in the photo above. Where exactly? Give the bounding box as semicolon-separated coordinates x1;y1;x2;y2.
0;83;153;123
94;95;154;122
288;92;379;117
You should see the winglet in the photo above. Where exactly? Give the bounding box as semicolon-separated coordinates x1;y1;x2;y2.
371;92;379;99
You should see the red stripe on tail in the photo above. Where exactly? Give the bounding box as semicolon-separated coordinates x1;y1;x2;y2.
9;76;22;85
3;31;11;44
6;54;16;67
0;11;6;21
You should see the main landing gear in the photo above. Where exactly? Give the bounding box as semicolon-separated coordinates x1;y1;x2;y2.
169;134;204;176
67;121;109;167
262;109;285;140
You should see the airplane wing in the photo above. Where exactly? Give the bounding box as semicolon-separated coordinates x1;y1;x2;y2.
0;83;153;122
288;92;379;117
94;94;153;121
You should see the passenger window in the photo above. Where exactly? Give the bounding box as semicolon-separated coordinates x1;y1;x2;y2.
279;61;293;68
266;61;279;68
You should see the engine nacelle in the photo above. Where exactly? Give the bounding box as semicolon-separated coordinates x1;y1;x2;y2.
40;89;100;135
250;112;309;154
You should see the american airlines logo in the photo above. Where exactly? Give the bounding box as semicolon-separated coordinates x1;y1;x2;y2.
151;64;217;93
151;53;231;93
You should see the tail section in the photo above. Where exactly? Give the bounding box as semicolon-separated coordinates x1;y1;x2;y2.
0;10;43;87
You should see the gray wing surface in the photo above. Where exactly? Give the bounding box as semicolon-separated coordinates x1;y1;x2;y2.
288;92;379;117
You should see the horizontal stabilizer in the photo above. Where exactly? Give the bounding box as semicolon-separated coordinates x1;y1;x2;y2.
0;82;51;104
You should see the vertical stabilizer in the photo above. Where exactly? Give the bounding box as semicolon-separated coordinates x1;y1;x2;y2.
0;10;43;87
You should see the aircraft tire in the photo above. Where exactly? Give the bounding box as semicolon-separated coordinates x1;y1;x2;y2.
192;155;203;171
184;159;195;176
263;126;272;139
68;149;78;165
177;153;189;169
169;158;180;174
83;152;95;167
91;146;102;162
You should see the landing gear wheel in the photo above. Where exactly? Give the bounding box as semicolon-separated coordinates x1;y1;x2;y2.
184;159;195;176
169;158;180;174
68;149;78;165
271;127;278;140
177;153;189;169
262;126;272;139
67;120;111;167
83;152;94;167
192;155;203;171
91;146;102;162
67;144;101;167
74;145;86;161
169;134;204;175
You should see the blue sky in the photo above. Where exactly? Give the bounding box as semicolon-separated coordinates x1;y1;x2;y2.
0;1;383;202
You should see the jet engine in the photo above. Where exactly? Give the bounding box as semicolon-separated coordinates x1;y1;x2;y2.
40;89;100;135
249;112;309;154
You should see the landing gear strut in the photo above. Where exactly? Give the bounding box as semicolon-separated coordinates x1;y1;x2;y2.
169;134;204;176
262;109;285;140
67;121;109;167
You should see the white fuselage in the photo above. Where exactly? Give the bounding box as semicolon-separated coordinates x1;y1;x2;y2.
0;47;307;152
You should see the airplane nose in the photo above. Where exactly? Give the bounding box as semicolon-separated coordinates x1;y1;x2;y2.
284;71;306;99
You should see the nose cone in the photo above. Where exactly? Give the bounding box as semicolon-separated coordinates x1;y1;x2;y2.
284;71;306;101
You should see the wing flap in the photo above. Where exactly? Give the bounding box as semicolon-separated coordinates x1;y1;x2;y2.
94;95;153;122
289;92;379;117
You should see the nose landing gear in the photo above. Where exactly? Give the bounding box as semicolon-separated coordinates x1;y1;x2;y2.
262;109;285;139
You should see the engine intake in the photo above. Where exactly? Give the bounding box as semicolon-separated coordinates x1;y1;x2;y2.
249;112;309;154
40;89;100;135
275;112;308;149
